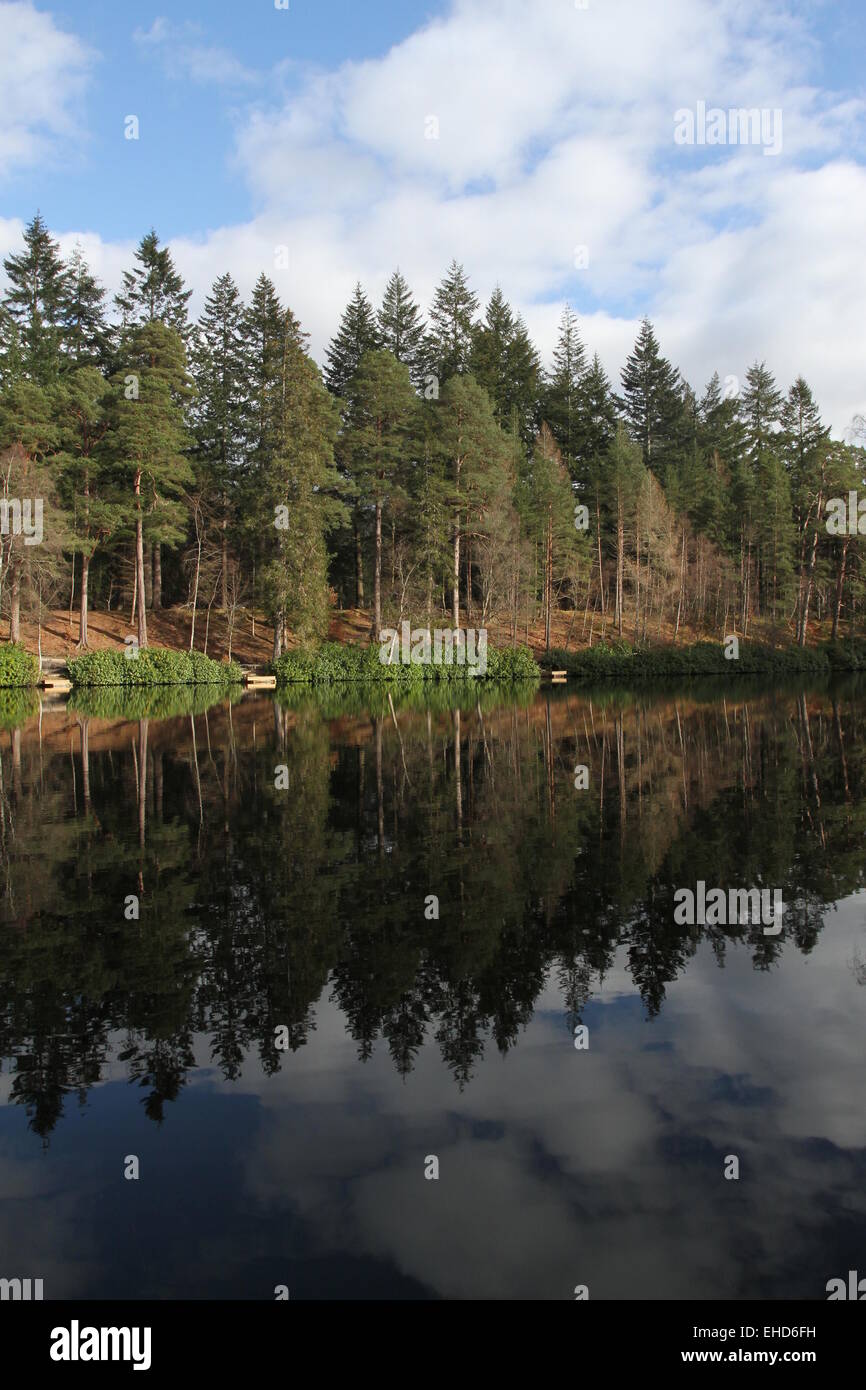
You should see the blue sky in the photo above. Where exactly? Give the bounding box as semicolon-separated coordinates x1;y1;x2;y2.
0;0;864;430
5;0;451;240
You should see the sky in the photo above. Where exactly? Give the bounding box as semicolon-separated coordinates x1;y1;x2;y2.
0;0;864;433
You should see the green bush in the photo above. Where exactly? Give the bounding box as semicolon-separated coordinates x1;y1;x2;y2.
273;638;539;686
68;646;242;688
821;637;866;671
0;642;39;688
541;639;834;681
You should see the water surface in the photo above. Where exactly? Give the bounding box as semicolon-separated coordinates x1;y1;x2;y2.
1;679;864;1299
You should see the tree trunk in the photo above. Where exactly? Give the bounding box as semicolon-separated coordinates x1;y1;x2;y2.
832;537;849;639
595;493;605;618
9;565;20;643
144;541;153;608
68;552;75;634
373;498;382;637
452;523;460;629
221;502;228;611
190;529;201;652
799;499;823;647
79;552;90;647
545;504;553;651
135;470;148;649
466;534;472;622
354;513;365;607
675;529;686;638
453;458;461;629
152;543;162;610
615;496;624;637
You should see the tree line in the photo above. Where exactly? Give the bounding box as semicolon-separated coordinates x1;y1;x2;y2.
1;212;862;657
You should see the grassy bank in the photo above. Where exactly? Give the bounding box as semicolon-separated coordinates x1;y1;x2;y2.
539;637;866;679
67;648;243;688
272;641;540;685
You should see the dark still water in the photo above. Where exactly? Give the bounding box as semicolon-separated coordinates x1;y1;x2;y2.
1;680;864;1301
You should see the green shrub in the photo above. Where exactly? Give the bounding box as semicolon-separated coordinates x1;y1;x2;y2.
0;642;39;688
542;639;835;681
821;637;866;671
273;638;539;686
68;646;243;688
66;650;128;686
485;644;543;682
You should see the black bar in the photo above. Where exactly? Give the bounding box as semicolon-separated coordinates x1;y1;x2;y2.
4;1298;859;1375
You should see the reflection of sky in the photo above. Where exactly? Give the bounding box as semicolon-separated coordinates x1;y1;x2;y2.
1;897;863;1301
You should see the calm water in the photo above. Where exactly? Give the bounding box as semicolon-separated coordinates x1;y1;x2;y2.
1;679;864;1300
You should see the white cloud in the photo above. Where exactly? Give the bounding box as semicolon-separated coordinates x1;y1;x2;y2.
212;0;866;432
0;1;93;176
133;17;257;87
6;0;866;433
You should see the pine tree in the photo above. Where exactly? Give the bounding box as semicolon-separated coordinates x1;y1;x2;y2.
241;289;346;649
471;287;514;405
377;270;425;384
2;212;70;384
573;353;618;485
620;318;681;482
243;273;289;468
0;306;25;393
738;362;788;625
434;375;506;625
781;376;830;643
740;361;783;458
324;283;381;397
471;289;540;441
0;377;62;640
692;373;744;549
239;275;295;626
55;365;122;646
507;316;542;443
424;260;479;386
340;349;417;635
262;329;345;648
604;424;645;636
190;273;249;606
106;322;194;648
114;230;193;338
781;376;825;503
61;245;109;368
573;359;620;624
113;236;193;608
518;423;585;650
541;304;587;473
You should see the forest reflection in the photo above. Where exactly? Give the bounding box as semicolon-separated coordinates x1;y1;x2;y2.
1;678;864;1140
